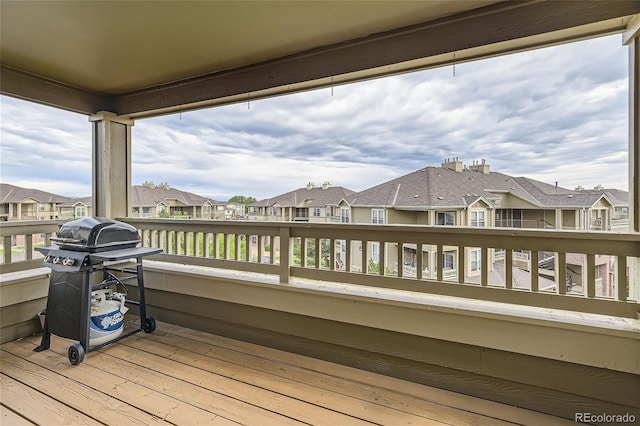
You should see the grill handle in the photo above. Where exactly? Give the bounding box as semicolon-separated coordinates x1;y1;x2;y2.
50;237;84;244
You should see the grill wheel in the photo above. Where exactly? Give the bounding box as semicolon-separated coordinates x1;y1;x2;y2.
68;343;85;365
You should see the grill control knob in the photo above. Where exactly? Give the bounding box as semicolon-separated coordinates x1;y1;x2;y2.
62;258;75;266
44;255;53;263
53;256;62;264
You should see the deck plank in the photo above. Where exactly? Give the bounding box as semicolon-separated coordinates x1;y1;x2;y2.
132;328;507;426
0;348;170;425
0;403;37;426
0;320;577;426
7;336;298;426
0;373;96;425
99;342;378;426
156;321;575;426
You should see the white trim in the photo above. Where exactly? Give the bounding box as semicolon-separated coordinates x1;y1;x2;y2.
623;14;640;45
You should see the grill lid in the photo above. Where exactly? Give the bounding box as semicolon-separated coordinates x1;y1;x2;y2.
51;217;140;252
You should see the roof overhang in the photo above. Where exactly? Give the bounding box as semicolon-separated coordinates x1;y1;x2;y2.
2;1;639;119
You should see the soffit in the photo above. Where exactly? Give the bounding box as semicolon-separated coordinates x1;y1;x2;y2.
1;1;496;95
1;1;638;117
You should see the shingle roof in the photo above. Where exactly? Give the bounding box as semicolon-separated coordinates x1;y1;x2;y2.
130;185;211;207
350;167;628;209
253;185;356;208
59;196;93;207
0;183;72;204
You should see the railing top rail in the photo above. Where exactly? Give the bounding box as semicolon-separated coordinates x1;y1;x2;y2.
0;219;67;237
121;218;640;256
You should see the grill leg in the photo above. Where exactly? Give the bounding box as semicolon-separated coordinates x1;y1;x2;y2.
34;316;51;352
136;256;149;326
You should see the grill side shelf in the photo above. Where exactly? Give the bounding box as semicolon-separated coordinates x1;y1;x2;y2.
89;247;162;262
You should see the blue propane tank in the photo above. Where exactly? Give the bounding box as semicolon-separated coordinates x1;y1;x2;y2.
89;289;127;346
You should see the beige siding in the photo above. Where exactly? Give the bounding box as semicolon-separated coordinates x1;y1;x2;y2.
495;194;540;209
388;210;419;224
352;207;373;224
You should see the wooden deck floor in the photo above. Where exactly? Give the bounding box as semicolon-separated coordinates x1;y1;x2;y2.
1;320;575;426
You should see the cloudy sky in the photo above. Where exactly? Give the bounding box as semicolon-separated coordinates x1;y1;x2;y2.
0;34;630;201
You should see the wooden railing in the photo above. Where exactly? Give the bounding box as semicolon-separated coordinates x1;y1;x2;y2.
0;220;66;273
123;218;640;318
2;219;638;318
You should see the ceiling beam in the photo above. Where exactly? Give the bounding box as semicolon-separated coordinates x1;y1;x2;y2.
113;0;640;119
0;66;108;115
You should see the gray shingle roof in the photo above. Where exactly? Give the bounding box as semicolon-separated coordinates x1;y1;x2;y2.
350;167;628;209
0;183;72;204
254;185;356;208
130;185;211;207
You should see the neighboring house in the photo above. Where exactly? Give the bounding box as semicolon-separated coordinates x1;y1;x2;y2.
210;201;246;220
130;182;216;219
0;183;75;251
58;196;93;219
346;159;628;296
248;182;356;223
0;183;71;222
349;158;628;231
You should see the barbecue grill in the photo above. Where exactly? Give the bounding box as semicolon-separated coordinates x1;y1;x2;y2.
36;217;162;365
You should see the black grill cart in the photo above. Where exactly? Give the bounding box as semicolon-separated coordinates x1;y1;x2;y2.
35;218;162;365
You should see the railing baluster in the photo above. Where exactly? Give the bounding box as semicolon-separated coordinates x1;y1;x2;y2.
557;252;567;295
223;233;230;260
300;237;307;267
531;251;539;292
25;234;33;260
3;235;11;264
586;253;596;298
457;245;465;283
203;232;209;257
345;239;351;272
315;237;321;269
257;234;263;263
481;247;488;286
436;244;443;281
362;240;368;273
271;236;277;264
617;256;628;301
329;238;335;271
193;231;200;256
416;243;423;280
397;243;403;278
379;241;386;276
279;228;290;284
505;249;513;289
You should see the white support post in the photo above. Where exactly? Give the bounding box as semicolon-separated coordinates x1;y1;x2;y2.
554;209;562;230
90;111;134;219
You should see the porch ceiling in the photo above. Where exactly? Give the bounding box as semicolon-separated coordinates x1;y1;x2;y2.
1;1;639;118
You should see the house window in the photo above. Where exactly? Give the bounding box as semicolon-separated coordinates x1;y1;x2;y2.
372;209;385;224
313;208;321;217
341;208;350;223
470;248;481;271
437;212;455;226
142;207;151;214
39;203;45;211
443;253;454;270
75;206;86;217
471;210;485;227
